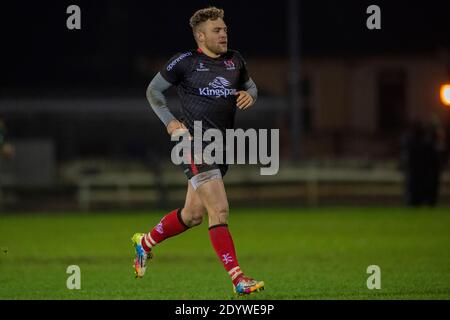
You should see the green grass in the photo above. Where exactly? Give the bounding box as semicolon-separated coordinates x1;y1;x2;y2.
0;207;449;299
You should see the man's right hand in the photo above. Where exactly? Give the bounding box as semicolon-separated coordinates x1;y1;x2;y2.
167;119;188;137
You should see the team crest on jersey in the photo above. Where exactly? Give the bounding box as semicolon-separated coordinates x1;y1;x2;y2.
224;59;235;70
196;62;210;72
199;76;236;98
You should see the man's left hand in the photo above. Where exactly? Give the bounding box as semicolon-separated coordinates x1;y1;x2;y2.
235;91;254;110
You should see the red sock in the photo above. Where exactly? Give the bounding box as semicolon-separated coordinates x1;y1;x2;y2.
209;224;244;286
141;208;189;252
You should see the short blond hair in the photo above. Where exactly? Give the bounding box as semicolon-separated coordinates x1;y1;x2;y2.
189;7;224;30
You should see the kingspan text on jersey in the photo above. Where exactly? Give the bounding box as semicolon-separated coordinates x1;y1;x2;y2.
198;87;237;98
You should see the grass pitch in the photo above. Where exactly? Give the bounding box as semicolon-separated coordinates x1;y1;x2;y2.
0;207;449;299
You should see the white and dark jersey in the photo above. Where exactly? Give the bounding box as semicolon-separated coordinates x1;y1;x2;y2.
159;48;250;134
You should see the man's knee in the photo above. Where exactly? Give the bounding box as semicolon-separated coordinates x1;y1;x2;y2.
182;207;205;227
208;204;229;224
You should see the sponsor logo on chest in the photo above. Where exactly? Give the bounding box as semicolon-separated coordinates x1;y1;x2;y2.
198;76;236;98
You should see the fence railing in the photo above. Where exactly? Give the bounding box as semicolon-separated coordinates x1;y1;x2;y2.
74;165;450;210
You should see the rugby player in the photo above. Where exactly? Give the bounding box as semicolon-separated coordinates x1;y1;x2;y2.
132;7;264;295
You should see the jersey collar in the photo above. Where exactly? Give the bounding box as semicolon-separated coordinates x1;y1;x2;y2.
196;47;226;61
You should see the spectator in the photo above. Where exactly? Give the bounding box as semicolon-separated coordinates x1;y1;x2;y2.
422;115;446;206
400;116;446;207
0;119;15;159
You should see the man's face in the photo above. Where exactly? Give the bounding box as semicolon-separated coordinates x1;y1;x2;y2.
197;18;228;55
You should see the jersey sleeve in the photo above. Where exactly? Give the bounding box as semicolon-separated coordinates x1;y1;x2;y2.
236;52;250;87
159;52;193;85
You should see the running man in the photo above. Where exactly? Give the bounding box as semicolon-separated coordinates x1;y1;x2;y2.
132;7;264;295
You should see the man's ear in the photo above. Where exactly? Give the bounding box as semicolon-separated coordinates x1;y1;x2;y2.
196;31;205;43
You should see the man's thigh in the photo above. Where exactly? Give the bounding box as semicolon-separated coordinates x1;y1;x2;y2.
184;181;205;212
195;178;229;214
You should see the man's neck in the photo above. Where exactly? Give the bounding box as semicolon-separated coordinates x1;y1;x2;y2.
198;46;221;59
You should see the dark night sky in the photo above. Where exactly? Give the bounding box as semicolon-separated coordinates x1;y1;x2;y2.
1;0;449;91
